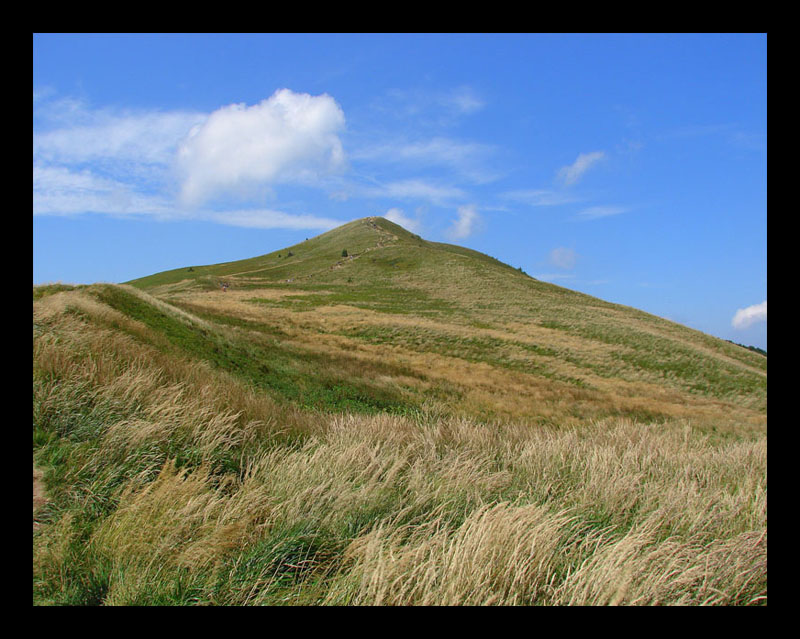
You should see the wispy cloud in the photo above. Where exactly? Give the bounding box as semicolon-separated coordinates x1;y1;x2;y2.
33;164;343;231
659;123;766;152
33;165;174;218
557;151;606;186
548;247;577;270
377;86;485;127
439;86;485;115
534;273;576;282
33;86;57;105
352;136;498;184
34;108;206;168
575;205;629;220
501;189;581;207
34;93;201;218
732;300;767;329
201;209;342;231
366;179;465;205
447;204;480;240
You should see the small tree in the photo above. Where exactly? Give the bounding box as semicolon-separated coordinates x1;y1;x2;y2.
342;249;348;257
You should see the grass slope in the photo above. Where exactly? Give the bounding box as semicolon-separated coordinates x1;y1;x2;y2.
33;216;767;605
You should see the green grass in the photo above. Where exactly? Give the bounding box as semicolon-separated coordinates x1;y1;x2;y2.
540;318;766;405
247;283;455;316
337;324;593;388
89;284;432;416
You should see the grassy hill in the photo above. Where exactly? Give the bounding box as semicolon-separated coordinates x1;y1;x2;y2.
33;216;766;605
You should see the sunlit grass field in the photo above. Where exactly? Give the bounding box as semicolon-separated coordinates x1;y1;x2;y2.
33;218;766;605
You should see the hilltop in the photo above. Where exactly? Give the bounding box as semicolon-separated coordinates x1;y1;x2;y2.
33;216;766;605
126;215;547;321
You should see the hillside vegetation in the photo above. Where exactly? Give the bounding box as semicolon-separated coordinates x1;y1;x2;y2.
33;217;766;605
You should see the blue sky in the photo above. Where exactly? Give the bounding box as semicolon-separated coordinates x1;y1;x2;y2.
33;33;767;349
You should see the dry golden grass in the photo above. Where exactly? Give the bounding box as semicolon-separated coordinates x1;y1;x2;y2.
318;418;766;606
33;283;766;605
156;284;765;433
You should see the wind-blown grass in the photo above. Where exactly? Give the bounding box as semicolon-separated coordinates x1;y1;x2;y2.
34;287;766;605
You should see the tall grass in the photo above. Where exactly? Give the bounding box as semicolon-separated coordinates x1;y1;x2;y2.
33;287;766;605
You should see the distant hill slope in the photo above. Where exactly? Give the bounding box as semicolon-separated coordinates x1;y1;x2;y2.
127;216;524;292
120;216;764;431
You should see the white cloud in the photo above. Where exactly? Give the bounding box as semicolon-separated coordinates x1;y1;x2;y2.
447;204;479;240
557;151;606;185
176;89;347;206
383;208;421;233
575;205;628;220
732;300;767;329
548;247;577;269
